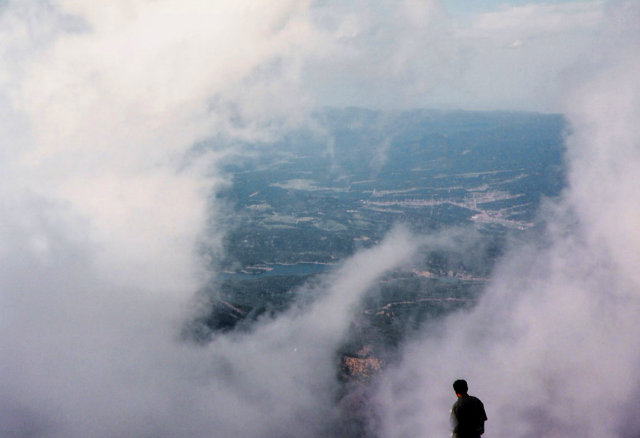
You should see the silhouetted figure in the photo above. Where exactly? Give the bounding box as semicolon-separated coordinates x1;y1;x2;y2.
450;379;487;438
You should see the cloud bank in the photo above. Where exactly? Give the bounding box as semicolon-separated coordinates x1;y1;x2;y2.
0;1;325;436
1;0;638;437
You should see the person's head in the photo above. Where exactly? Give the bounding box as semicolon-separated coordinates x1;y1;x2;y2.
453;379;468;396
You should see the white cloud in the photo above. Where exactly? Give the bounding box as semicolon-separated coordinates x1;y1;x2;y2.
0;0;322;293
0;1;328;436
0;1;427;436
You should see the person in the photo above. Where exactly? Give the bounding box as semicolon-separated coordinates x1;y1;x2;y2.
450;379;487;438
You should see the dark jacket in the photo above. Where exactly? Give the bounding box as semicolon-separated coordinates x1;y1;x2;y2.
450;394;487;438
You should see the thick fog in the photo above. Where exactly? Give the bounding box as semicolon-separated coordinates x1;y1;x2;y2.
1;1;639;437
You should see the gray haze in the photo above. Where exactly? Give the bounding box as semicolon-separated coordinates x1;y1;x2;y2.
1;1;639;437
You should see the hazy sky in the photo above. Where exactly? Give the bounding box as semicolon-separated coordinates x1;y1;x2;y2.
302;0;607;112
1;1;639;437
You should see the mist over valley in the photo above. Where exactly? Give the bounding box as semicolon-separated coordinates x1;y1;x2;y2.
2;1;639;437
196;109;566;358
